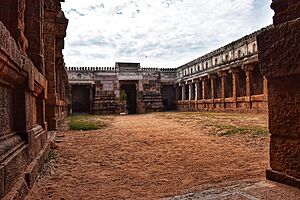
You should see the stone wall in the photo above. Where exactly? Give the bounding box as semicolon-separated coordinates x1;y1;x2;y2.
67;64;177;114
0;0;69;198
257;0;300;188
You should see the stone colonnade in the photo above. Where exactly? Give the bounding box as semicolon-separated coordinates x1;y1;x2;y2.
176;62;267;112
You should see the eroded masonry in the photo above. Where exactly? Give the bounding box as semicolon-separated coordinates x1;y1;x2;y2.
67;27;270;115
0;0;69;199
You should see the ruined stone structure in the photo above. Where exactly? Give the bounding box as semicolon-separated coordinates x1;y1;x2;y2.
0;0;69;199
68;27;270;114
258;0;300;188
1;0;299;198
68;63;176;115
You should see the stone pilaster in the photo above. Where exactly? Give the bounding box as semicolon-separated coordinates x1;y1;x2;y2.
194;79;199;100
231;68;239;100
258;0;300;188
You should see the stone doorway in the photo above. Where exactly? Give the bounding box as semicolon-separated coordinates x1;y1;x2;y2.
71;85;91;113
120;81;138;114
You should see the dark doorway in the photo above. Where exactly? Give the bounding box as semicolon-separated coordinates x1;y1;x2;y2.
71;85;90;113
161;85;176;110
120;83;137;114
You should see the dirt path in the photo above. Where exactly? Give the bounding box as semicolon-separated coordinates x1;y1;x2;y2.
26;112;270;200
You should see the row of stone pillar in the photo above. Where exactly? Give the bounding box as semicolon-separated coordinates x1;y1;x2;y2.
176;64;267;101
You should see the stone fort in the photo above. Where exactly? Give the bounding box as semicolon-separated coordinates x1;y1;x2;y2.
0;0;299;199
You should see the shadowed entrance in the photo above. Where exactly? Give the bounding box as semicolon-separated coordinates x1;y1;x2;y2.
120;81;138;114
71;85;91;113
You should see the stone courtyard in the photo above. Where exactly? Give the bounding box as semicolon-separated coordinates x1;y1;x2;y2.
25;113;299;199
0;0;299;199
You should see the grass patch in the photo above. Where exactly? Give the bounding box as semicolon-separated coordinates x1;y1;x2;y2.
216;124;269;137
69;115;108;131
46;150;56;162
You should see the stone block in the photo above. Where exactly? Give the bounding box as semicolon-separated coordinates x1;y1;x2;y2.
267;76;300;137
258;18;300;78
266;169;300;189
2;178;29;200
269;136;300;179
3;144;28;197
25;140;50;189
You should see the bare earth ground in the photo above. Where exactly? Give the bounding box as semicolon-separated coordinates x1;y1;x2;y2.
25;112;300;200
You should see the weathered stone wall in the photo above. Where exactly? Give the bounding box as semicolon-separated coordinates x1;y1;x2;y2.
258;0;300;188
67;64;177;114
0;0;69;198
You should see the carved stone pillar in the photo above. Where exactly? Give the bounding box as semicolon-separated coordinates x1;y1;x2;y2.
257;0;300;188
194;79;200;100
243;64;254;97
231;68;239;100
218;71;227;99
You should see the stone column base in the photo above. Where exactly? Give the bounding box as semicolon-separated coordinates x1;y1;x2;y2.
266;169;300;189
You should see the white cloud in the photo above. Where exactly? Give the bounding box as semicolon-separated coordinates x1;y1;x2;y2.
62;0;273;68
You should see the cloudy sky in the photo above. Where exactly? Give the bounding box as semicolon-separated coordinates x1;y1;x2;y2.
62;0;273;68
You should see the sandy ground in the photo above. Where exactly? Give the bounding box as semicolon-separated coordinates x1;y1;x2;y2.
25;112;271;200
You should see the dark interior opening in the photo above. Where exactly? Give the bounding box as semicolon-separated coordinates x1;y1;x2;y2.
204;79;212;99
215;77;222;99
161;85;176;110
121;84;137;114
252;67;264;95
236;69;247;97
185;84;189;100
71;85;90;113
225;73;233;98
